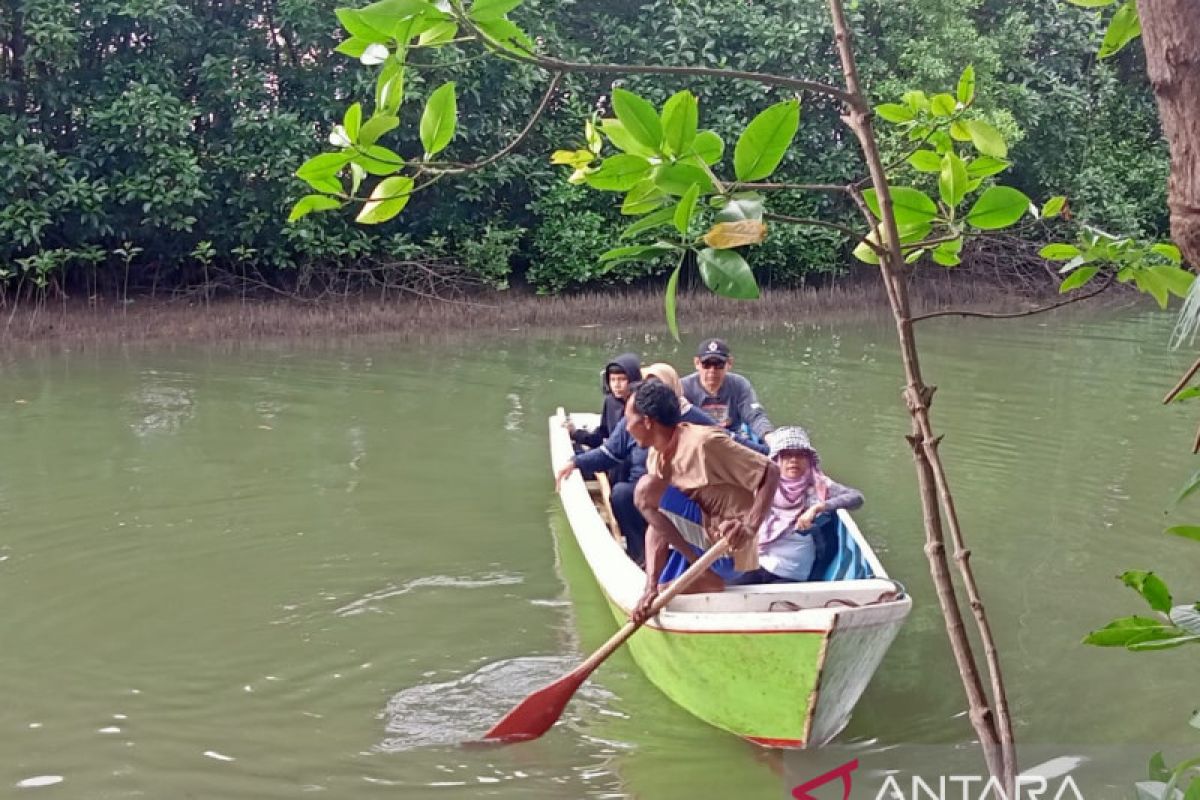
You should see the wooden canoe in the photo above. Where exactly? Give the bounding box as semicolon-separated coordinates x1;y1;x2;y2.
550;409;912;748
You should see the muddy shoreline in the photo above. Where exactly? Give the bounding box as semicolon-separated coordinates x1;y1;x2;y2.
0;277;1135;348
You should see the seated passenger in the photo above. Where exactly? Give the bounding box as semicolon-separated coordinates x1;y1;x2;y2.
569;353;642;450
736;426;864;584
556;366;714;566
682;338;774;450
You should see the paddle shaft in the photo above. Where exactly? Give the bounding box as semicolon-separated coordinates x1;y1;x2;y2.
573;537;734;678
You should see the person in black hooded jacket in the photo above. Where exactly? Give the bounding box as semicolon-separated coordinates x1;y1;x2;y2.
569;352;642;450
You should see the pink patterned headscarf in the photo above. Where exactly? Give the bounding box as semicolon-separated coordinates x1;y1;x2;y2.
758;427;828;547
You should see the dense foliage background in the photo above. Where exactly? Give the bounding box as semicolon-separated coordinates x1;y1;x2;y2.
0;0;1168;296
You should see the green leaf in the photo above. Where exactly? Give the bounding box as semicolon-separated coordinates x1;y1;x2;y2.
902;90;929;112
698;247;759;299
357;0;430;36
734;99;800;182
1040;243;1082;260
1082;616;1176;647
1121;571;1173;614
296;152;352;184
620;206;675;239
1067;0;1115;5
1151;243;1183;265
690;130;725;165
356;175;414;224
419;82;457;157
964;156;1009;179
853;221;932;264
375;59;404;114
863;187;938;226
654;163;714;196
597;244;673;265
1135;268;1171;309
964;119;1008;159
476;17;534;54
469;0;522;21
932;243;961;267
664;261;683;342
1059;266;1099;293
288;194;342;222
949;120;972;141
939;153;968;208
1183;777;1200;800
1170;388;1200;403
1150;753;1172;782
585;154;652;191
1099;0;1141;59
875;103;915;123
1128;634;1200;651
674;183;700;235
600;119;657;158
853;237;881;265
965;186;1030;229
352;144;404;176
1178;469;1200;504
1042;195;1067;219
359;114;399;147
956;65;976;105
715;193;765;223
611;88;663;152
335;8;390;42
907;150;943;173
343;103;363;142
417;20;457;45
621;179;668;215
1152;265;1195;299
334;36;371;58
661;90;698;157
1166;525;1200;542
930;93;957;117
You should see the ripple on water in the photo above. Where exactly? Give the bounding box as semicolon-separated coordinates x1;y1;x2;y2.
332;572;523;617
378;656;612;751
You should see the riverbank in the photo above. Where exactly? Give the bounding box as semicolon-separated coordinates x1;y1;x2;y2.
0;276;1136;348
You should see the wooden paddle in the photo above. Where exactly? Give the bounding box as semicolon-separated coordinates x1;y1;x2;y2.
482;537;734;743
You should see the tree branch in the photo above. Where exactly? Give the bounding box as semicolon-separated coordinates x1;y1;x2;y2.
910;271;1116;323
763;211;873;247
454;9;860;109
1163;352;1200;404
424;72;563;174
737;181;851;193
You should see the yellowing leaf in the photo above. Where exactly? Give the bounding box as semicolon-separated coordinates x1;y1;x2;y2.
703;220;768;249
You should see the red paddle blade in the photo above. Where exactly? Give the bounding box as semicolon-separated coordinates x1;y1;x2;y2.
482;667;589;743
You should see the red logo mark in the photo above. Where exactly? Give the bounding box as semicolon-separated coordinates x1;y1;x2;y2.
791;758;859;800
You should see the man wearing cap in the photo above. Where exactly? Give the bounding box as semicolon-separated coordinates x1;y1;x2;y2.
682;338;775;444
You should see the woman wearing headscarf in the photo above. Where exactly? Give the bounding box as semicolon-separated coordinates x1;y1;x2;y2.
739;426;864;583
555;362;713;565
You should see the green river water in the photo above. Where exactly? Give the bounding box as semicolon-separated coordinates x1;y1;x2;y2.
1;309;1197;799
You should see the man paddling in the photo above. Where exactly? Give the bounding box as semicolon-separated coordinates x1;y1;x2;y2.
624;381;780;623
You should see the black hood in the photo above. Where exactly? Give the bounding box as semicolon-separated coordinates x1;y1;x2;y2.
601;352;643;393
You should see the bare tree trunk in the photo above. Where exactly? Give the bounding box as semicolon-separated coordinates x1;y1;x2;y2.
827;0;1018;787
1137;0;1200;268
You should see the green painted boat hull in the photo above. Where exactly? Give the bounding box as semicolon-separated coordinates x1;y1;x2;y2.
617;599;824;745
